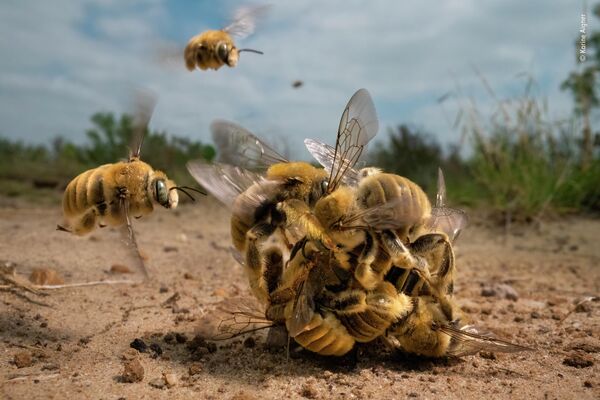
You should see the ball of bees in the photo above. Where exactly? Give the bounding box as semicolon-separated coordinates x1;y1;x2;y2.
188;88;530;358
184;5;268;71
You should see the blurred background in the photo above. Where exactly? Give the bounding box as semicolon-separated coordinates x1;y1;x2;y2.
0;0;598;220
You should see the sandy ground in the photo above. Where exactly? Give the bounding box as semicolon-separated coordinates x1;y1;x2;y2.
0;196;599;400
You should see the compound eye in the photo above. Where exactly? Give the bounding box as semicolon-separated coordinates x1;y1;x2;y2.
155;180;168;206
321;180;329;194
216;42;229;62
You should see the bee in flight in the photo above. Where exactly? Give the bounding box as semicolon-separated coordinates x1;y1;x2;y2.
184;5;269;71
58;93;204;276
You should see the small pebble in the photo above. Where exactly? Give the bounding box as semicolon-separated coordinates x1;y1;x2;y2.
122;359;144;383
13;351;33;368
110;264;132;274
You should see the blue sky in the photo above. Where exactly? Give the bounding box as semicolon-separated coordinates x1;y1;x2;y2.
0;0;589;159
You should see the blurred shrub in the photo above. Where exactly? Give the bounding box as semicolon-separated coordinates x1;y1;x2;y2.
459;77;599;219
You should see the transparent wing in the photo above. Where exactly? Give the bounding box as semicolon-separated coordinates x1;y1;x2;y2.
129;90;157;160
424;208;468;242
211;119;288;171
425;169;468;242
287;278;316;338
186;160;267;209
438;324;532;357
200;297;274;340
223;4;270;39
314;88;378;191
340;197;426;232
304;139;361;186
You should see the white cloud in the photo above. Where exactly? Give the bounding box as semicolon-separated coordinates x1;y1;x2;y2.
0;0;582;162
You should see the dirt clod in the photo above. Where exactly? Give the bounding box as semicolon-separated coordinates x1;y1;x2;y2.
563;352;594;368
130;338;148;353
29;268;64;285
121;359;144;383
110;264;132;274
13;351;33;368
149;343;163;358
175;333;187;343
299;383;318;399
479;351;497;360
188;363;203;375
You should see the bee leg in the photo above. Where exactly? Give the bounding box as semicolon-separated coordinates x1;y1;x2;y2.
354;231;380;290
56;224;72;233
245;222;278;303
121;197;149;279
265;325;289;351
278;227;293;250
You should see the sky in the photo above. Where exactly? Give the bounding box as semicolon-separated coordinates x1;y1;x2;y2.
0;0;590;159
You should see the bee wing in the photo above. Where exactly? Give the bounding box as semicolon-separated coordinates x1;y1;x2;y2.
304;139;361;186
222;4;271;39
424;168;468;241
320;88;379;191
437;324;533;357
287;279;316;338
341;197;423;231
129;90;157;160
211;119;288;171
424;207;468;242
199;297;273;340
186;160;268;209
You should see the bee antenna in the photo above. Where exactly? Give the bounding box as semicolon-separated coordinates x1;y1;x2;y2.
237;48;264;55
170;186;207;201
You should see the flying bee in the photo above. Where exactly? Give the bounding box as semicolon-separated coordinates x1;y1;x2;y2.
385;295;531;358
184;5;268;71
58;93;204;276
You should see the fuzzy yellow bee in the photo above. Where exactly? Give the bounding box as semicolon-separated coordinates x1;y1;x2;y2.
184;5;268;71
58;93;204;275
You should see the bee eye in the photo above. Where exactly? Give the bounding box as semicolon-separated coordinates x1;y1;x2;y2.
155;180;169;206
321;180;329;194
217;42;229;62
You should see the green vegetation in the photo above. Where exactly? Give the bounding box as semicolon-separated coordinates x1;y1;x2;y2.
0;112;215;201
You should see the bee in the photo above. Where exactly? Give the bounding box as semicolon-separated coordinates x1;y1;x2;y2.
385;295;531;358
58;93;204;276
184;5;268;71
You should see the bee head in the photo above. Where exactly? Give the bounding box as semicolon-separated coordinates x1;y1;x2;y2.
151;178;177;209
216;41;239;67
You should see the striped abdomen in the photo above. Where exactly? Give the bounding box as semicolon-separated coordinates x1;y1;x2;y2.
357;173;431;239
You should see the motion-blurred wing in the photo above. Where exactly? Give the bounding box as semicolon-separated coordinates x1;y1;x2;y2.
211;119;288;171
341;197;427;232
186;160;266;209
223;4;270;39
129;90;157;160
439;324;532;357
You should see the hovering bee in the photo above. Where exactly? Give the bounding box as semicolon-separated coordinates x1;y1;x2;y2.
58;93;204;276
184;5;268;71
